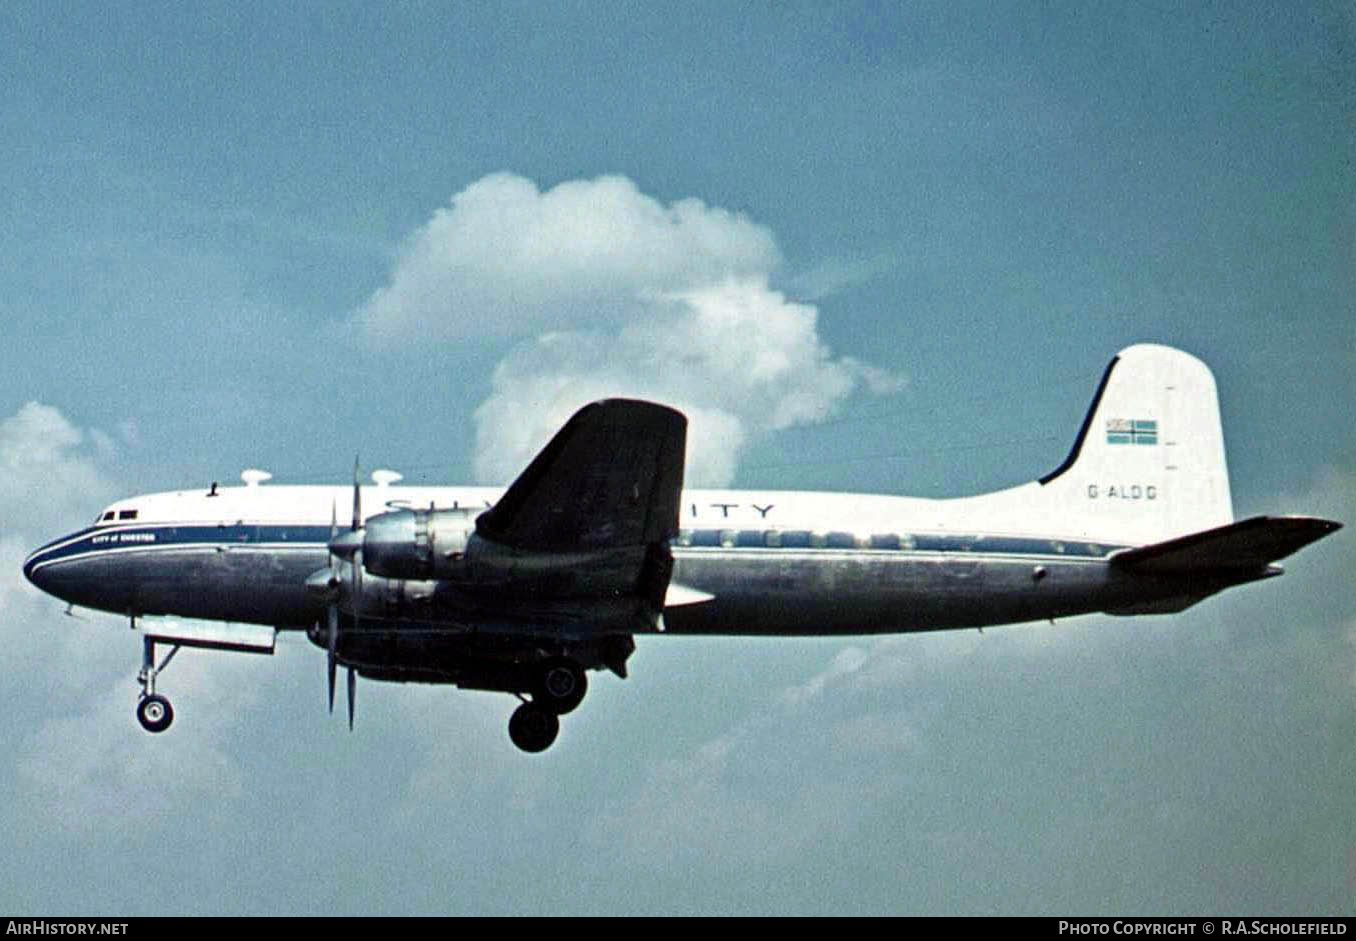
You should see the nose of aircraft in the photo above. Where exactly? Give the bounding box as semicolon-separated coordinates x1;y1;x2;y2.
23;546;59;597
23;536;79;602
24;530;138;614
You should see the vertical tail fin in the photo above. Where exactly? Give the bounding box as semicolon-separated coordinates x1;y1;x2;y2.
1036;344;1233;544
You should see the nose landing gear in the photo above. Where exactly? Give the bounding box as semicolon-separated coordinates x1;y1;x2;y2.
136;633;179;733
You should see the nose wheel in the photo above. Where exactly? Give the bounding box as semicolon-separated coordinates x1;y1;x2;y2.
136;633;179;734
137;694;174;733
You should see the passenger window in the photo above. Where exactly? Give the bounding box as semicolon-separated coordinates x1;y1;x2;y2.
826;532;856;549
870;534;900;550
736;530;764;548
779;531;812;548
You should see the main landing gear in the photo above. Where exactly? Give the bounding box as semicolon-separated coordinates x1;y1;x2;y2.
136;633;179;733
507;658;588;753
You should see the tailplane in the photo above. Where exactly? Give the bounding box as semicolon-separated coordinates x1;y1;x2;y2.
1110;515;1341;573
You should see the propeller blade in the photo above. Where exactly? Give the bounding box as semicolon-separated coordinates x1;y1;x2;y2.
348;458;364;621
326;604;338;715
329;498;338;548
325;499;341;718
346;665;356;730
353;547;362;615
351;456;362;531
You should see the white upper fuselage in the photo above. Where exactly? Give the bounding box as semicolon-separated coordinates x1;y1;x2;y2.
91;478;1139;547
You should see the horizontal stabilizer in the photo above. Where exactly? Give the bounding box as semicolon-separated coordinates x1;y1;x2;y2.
1110;515;1342;574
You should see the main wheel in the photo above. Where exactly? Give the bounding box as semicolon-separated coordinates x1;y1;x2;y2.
508;703;559;753
533;658;587;715
136;694;174;733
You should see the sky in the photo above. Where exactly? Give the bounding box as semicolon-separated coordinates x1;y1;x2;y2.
2;0;1353;916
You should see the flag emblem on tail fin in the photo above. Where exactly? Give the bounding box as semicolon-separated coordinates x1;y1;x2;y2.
1106;419;1158;445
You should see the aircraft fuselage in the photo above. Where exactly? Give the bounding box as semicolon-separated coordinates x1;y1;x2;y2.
23;483;1253;640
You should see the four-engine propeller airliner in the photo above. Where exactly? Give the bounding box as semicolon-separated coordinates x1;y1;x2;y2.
23;344;1341;752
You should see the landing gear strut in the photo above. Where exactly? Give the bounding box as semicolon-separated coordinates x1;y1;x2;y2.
136;633;179;733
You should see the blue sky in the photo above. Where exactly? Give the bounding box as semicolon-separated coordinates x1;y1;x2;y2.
2;1;1353;915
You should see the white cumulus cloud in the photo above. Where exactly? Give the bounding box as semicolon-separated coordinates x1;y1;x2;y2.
355;172;781;343
471;278;897;485
355;172;902;486
0;401;117;537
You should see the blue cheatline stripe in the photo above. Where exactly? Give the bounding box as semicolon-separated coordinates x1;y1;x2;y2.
25;524;335;571
27;523;1124;573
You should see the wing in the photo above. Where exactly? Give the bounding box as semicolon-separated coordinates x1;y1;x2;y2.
476;399;687;551
1110;515;1342;574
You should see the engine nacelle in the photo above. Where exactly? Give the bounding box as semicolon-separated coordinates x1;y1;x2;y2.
360;507;474;580
355;506;671;616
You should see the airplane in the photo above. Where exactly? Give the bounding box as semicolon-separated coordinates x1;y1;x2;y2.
22;344;1342;752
